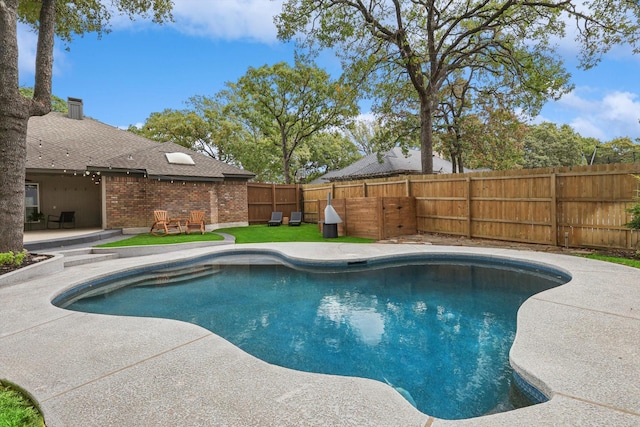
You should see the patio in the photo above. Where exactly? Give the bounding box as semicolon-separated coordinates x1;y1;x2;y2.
1;233;638;426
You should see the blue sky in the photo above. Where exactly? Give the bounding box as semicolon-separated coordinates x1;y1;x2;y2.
17;0;640;143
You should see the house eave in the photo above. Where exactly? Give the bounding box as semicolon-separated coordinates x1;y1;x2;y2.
222;172;255;180
146;174;224;183
87;166;147;176
26;168;88;175
85;167;229;182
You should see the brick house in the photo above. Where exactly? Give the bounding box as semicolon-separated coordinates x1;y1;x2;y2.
25;99;254;233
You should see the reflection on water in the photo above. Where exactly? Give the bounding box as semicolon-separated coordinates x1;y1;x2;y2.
317;294;386;346
65;261;563;419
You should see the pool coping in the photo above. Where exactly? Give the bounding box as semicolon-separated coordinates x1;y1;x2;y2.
0;243;638;426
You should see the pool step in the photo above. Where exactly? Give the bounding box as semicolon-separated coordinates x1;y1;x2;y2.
59;248;119;267
130;264;222;288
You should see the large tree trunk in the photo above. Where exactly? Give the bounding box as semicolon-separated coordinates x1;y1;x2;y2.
0;0;55;252
419;97;434;174
0;112;30;253
283;155;291;184
454;132;464;173
450;149;458;173
0;0;29;253
281;138;291;184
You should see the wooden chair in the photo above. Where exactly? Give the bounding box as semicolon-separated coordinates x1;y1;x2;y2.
184;210;206;235
150;210;182;236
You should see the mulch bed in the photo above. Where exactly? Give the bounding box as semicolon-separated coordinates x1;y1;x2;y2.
381;232;640;260
0;253;54;275
594;248;640;260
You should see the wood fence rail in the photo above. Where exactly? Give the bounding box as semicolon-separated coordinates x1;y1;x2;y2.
247;183;301;225
300;163;640;250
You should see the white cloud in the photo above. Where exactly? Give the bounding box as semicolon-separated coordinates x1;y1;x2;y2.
550;89;640;140
569;117;607;140
18;23;69;84
17;24;38;80
170;0;284;42
600;92;640;122
17;1;285;82
557;90;599;112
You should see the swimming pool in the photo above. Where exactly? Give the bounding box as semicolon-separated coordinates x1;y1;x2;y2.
55;252;569;420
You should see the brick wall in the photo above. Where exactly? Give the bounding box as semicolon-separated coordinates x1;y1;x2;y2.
105;176;150;228
217;179;249;224
104;175;249;229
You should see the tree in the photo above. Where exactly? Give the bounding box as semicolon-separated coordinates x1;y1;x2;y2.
626;175;640;230
343;119;385;156
293;131;362;183
432;32;571;171
591;137;640;164
0;0;171;252
130;94;282;179
523;123;584;168
276;1;640;174
464;108;528;171
184;94;267;165
0;0;173;252
128;109;211;152
19;87;67;113
222;57;359;183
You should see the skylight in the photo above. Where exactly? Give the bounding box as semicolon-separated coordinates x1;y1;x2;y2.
165;152;195;165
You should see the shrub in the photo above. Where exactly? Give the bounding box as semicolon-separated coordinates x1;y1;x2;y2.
0;250;28;267
627;175;640;230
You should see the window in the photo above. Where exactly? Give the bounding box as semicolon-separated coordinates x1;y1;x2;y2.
165;152;195;165
25;183;41;222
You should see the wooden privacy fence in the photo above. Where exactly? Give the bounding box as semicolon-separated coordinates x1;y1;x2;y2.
247;183;301;224
316;197;417;240
302;163;640;250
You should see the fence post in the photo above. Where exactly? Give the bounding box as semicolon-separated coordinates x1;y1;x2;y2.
378;197;384;240
466;177;472;238
550;173;558;246
272;184;277;212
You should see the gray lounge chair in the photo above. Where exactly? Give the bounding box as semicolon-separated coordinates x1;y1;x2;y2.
288;211;302;226
268;212;283;226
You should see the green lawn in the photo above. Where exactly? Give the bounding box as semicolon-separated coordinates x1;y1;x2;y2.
217;223;373;243
583;254;640;269
0;383;44;427
96;223;373;247
95;232;224;247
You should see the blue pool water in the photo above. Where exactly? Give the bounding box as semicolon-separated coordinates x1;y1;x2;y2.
60;256;567;419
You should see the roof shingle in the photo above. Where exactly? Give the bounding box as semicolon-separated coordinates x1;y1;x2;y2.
26;112;254;180
312;147;477;183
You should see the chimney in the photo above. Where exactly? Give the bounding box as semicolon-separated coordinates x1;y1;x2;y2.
67;97;83;120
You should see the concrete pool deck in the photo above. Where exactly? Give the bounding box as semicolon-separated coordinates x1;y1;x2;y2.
0;240;639;426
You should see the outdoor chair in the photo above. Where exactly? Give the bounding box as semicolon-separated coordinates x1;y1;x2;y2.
268;212;283;226
184;210;206;235
288;211;302;226
47;211;75;229
150;210;182;236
